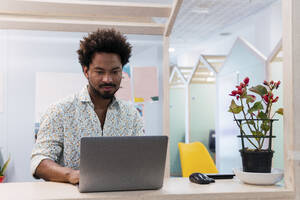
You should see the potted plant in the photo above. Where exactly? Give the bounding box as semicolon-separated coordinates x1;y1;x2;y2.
0;157;10;183
228;77;283;173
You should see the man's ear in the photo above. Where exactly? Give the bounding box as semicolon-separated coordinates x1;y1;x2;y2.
83;66;89;79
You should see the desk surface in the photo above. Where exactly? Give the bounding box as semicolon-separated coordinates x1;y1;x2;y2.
0;178;294;200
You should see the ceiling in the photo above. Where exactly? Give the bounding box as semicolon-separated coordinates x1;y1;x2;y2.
88;0;278;45
0;0;278;45
0;0;279;64
170;0;278;44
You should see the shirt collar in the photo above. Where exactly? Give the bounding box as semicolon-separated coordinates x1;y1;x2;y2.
79;85;91;103
79;85;119;108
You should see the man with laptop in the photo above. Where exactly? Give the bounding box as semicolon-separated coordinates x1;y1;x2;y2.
31;29;162;188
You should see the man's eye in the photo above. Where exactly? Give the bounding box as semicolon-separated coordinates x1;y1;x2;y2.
112;71;120;74
97;71;104;74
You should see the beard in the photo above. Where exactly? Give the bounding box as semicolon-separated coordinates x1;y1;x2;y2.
88;81;119;100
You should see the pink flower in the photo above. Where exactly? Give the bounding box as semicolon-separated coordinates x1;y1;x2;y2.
272;96;279;103
263;94;269;103
236;86;242;90
263;92;278;103
243;77;249;85
229;90;238;96
263;80;268;86
237;90;243;95
276;81;281;89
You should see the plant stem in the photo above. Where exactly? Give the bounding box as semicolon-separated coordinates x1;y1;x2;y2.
260;97;273;149
240;98;260;148
231;111;259;149
246;102;260;131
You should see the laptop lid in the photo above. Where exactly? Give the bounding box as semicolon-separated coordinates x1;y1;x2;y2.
79;136;168;193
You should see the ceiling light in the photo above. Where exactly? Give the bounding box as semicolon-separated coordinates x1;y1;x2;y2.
191;8;210;14
207;77;215;82
220;32;231;36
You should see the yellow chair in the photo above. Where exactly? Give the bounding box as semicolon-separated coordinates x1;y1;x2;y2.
178;142;218;177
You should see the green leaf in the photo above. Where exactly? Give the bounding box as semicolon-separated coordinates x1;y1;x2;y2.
248;102;264;114
246;95;256;103
276;108;284;115
0;157;10;176
261;121;270;132
251;130;264;143
257;111;268;119
228;100;243;114
249;85;268;97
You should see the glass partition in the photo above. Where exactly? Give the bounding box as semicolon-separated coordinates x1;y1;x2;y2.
216;38;266;173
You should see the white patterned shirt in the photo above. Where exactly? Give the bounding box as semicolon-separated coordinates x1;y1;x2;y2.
31;86;144;176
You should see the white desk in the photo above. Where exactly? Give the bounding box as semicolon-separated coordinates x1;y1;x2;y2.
0;178;294;200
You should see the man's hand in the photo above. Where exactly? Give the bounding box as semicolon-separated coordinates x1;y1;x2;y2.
67;169;80;185
35;159;80;184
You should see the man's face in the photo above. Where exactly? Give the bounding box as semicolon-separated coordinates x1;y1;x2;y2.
83;52;123;99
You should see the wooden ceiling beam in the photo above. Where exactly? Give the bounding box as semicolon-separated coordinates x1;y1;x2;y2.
0;14;165;34
164;0;183;36
272;57;283;62
202;55;226;60
0;0;172;18
0;13;154;23
191;80;215;84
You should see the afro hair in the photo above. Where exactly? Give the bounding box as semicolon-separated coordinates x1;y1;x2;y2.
77;29;132;70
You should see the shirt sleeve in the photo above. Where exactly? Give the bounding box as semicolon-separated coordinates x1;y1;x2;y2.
30;104;64;177
132;108;145;136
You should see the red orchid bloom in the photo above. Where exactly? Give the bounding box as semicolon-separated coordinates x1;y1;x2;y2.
263;92;278;104
236;85;242;90
272;96;279;103
263;94;269;103
243;77;249;85
229;90;238;96
276;81;281;89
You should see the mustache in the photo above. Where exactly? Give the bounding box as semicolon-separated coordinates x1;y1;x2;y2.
99;84;116;88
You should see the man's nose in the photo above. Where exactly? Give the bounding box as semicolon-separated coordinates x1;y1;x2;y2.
102;73;113;83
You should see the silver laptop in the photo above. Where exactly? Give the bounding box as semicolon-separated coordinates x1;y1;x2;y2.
79;136;168;193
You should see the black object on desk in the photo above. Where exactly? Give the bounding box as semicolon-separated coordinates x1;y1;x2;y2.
189;173;215;184
206;174;235;179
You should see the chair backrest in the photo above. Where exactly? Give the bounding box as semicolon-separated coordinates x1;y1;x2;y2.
178;142;218;177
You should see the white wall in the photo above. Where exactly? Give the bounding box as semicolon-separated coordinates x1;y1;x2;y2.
0;30;163;182
0;32;8;159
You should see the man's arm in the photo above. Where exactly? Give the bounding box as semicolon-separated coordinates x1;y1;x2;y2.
35;159;79;184
31;104;78;184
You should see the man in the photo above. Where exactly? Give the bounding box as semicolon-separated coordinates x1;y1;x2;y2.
31;29;144;184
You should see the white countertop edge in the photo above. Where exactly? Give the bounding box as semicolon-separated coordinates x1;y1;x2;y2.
0;178;295;200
